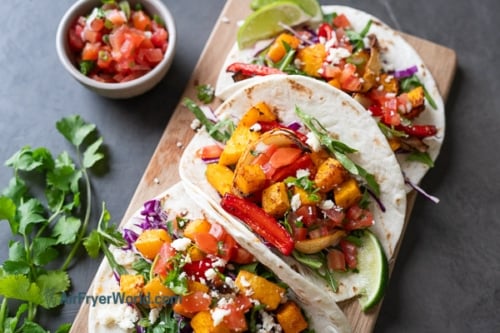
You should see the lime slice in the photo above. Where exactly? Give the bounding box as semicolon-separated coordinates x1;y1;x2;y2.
237;2;312;49
250;0;323;22
356;229;389;311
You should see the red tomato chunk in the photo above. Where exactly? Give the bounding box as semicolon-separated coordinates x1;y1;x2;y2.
68;2;168;83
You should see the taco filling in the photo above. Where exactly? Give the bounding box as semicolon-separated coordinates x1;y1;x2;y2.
90;188;316;333
191;100;384;292
217;6;443;173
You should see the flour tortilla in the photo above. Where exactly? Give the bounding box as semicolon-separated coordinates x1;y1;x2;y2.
88;182;351;333
215;5;445;188
179;75;406;302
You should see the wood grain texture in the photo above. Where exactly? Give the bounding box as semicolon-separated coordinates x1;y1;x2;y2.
69;0;456;331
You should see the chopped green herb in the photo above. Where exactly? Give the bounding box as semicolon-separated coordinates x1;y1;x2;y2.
295;106;380;197
406;151;434;168
79;60;95;76
400;74;438;109
196;84;215;104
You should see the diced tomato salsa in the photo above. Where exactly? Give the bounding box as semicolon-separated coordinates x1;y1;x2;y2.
68;1;168;83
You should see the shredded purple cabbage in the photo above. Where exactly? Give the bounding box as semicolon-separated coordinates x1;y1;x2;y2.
404;175;440;204
137;199;168;230
122;228;139;250
393;65;418;79
367;188;386;212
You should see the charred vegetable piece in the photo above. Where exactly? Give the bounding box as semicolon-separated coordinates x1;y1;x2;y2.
220;193;294;256
235;270;285;310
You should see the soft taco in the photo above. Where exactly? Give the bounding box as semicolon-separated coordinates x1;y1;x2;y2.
215;5;445;189
180;75;407;309
88;182;350;332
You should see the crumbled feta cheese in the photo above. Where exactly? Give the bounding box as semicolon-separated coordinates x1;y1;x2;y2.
211;308;231;326
296;169;310;179
190;118;201;130
319;199;335;210
224;276;237;290
257;310;282;332
149;308;160;324
250;123;262;132
205;268;217;281
212;257;227;268
171;237;192;251
291;193;302;211
239;276;251;288
326;47;351;65
306;132;321;152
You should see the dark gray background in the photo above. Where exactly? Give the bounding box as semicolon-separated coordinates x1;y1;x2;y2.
0;0;498;332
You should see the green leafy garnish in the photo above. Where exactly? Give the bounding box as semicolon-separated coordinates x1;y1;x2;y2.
400;74;438;110
406;151;434;168
0;115;107;332
295;106;380;197
196;84;215;104
284;174;321;202
183;97;234;143
345;19;372;52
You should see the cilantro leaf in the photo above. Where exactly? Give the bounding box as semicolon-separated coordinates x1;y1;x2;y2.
56;115;96;147
407;151;435;168
52;216;82;245
83;230;102;259
83;137;104;169
18;198;47;235
0;274;44;305
37;271;71;308
32;238;59;266
0;196;16;224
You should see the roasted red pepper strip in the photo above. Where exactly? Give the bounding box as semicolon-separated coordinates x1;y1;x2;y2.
226;62;284;76
220;193;294;256
396;124;437;138
317;23;333;40
271;153;314;182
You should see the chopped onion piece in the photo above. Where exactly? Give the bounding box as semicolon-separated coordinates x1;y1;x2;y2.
393;65;418;79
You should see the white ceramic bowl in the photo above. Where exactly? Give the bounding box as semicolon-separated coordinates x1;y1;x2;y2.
56;0;176;99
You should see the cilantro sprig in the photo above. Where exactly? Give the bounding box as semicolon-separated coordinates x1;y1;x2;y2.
295;106;380;197
0;115;106;333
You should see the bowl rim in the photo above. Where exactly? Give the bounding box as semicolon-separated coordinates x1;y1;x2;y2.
56;0;176;92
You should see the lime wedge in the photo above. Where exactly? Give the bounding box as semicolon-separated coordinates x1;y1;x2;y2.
250;0;323;22
356;229;389;311
237;2;312;49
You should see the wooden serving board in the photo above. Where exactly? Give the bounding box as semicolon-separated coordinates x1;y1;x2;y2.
70;0;456;331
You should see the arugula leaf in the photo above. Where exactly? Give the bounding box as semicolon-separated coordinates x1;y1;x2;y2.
345;19;372;51
295;106;380;196
400;74;438;109
407;151;434;168
183;97;234;143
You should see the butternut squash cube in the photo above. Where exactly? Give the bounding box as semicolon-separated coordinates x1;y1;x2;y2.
239;101;277;127
205;163;234;196
378;73;398;93
143;277;175;308
219;126;260;166
184;219;212;240
135;229;172;260
334;178;362;209
407;85;425;109
187;245;206;261
190;311;230;333
234;164;267;196
267;33;301;63
261;182;290;217
314;157;347;192
296;43;326;78
187;280;210;293
119;274;144;299
235;270;285;310
276;301;309;333
292;186;322;205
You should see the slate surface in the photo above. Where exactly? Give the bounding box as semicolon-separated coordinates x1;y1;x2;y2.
0;0;498;332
